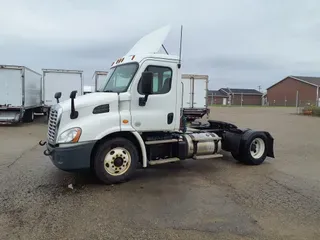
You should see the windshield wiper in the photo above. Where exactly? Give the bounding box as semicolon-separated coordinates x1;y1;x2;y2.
104;90;114;92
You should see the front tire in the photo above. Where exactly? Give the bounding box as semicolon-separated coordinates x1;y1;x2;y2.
93;137;139;184
231;133;268;165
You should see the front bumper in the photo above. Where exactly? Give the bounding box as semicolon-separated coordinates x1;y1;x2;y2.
44;141;96;171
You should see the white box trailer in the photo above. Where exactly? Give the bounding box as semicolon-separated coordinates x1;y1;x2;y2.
83;85;94;95
0;65;42;123
93;71;108;92
181;74;209;121
42;68;84;111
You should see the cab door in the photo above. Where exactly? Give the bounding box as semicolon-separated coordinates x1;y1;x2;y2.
130;60;178;132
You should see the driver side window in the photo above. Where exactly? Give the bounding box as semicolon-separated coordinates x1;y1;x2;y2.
138;65;172;95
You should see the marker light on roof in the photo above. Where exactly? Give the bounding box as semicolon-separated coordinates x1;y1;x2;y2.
131;55;135;60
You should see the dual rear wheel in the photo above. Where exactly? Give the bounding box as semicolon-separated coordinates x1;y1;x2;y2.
231;133;268;165
23;109;34;123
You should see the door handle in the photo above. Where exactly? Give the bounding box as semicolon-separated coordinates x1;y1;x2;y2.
167;112;174;124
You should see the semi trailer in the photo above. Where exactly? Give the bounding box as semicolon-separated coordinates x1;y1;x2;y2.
42;68;83;114
181;74;209;122
93;71;109;92
39;25;275;185
0;65;42;123
83;85;94;95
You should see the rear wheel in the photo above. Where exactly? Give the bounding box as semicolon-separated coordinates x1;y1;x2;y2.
231;133;268;165
93;137;139;184
23;109;34;123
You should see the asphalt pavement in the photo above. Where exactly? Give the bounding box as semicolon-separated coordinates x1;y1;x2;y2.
0;107;319;240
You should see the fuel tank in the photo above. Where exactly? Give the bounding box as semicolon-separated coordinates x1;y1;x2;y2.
183;132;222;158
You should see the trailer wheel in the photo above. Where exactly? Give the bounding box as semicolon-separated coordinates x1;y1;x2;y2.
93;137;139;184
23;110;34;123
232;134;268;165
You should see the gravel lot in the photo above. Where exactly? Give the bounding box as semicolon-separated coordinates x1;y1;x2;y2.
0;107;319;240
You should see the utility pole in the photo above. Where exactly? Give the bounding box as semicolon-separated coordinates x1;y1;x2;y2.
241;92;243;107
258;85;261;92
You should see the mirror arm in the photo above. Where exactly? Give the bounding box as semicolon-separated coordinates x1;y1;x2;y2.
139;94;149;107
144;94;149;102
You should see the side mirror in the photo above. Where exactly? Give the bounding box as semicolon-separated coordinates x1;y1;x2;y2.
70;90;77;99
139;72;153;107
140;71;153;95
54;92;62;103
69;90;78;119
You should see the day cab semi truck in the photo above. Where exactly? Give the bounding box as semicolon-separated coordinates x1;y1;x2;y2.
39;26;275;184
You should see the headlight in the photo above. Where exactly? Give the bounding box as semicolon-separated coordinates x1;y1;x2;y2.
57;127;82;143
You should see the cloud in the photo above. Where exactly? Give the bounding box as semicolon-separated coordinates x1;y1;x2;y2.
1;0;320;90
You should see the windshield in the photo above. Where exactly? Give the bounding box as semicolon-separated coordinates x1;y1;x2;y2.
99;63;139;92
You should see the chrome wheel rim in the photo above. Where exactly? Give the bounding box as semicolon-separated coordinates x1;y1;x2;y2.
250;138;265;159
104;147;131;176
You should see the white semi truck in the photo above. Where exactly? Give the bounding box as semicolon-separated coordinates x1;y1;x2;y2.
39;26;275;184
0;65;42;123
42;68;84;114
181;74;209;122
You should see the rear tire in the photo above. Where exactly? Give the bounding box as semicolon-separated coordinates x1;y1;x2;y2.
93;137;139;184
23;109;34;123
231;133;268;165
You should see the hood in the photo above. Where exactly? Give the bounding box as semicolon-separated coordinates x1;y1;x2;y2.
57;92;118;112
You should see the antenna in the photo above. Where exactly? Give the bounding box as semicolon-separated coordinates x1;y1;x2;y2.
178;25;183;69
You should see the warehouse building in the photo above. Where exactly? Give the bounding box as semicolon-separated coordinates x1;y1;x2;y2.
266;76;320;106
208;88;263;106
207;90;228;105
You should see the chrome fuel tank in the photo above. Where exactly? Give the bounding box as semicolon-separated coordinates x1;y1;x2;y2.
183;132;222;158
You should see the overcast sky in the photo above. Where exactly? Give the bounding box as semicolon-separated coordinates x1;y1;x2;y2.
1;0;320;91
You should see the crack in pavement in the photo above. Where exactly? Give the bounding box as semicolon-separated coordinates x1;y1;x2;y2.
7;143;39;168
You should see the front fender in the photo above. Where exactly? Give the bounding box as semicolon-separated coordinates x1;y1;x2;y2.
96;129;148;168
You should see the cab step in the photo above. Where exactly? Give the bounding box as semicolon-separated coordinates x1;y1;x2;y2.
148;157;180;165
145;139;180;145
193;154;223;160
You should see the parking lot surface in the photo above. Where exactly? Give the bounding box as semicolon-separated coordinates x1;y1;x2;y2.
0;107;319;240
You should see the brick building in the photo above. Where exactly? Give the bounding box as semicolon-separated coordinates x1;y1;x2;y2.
266;76;320;106
208;88;263;106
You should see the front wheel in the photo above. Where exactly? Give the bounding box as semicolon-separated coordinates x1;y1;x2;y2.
231;133;268;165
93;137;139;184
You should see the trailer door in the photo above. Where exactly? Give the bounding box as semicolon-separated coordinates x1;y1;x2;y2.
193;78;207;108
181;77;191;108
0;68;22;107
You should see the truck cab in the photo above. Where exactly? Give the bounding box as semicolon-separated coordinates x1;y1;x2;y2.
40;26;275;184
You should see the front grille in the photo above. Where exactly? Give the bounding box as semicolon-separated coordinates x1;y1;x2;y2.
47;109;58;143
